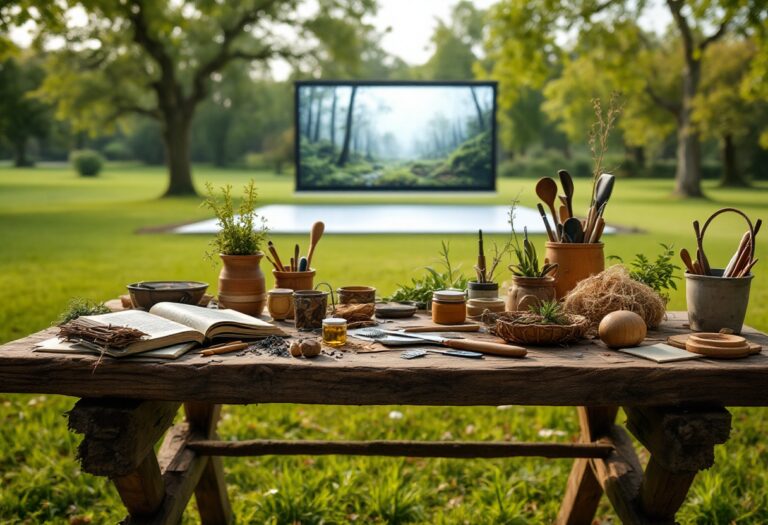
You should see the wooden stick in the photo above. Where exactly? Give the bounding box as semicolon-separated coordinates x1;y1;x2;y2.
187;438;614;459
724;232;751;277
727;239;752;278
264;254;281;272
267;241;286;272
200;342;249;357
204;340;243;350
738;258;758;277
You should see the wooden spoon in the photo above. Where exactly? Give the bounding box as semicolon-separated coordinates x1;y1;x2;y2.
680;248;696;274
558;169;575;218
535;177;561;240
306;221;325;269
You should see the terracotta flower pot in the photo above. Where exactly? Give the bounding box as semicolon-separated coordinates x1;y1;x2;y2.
545;242;605;299
273;269;316;292
506;276;556;311
218;253;267;316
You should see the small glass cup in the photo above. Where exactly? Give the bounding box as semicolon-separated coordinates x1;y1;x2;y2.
322;317;347;347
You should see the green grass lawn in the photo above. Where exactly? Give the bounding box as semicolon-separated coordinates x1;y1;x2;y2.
1;164;767;524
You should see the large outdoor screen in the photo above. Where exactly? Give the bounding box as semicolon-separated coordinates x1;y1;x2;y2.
294;81;497;192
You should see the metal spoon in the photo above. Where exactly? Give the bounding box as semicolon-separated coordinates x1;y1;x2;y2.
535;177;561;240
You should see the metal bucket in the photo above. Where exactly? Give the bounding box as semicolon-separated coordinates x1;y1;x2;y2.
686;269;753;334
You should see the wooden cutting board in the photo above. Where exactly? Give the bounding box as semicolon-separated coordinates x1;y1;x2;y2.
667;334;761;356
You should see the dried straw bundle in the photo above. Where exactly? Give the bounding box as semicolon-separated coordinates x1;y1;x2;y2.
563;265;665;329
334;303;375;323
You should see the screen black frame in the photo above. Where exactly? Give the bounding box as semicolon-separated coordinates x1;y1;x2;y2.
293;80;498;193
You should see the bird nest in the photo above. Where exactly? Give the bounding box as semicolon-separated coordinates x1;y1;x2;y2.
482;311;590;346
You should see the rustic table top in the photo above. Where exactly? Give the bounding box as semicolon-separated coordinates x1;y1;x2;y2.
1;312;767;407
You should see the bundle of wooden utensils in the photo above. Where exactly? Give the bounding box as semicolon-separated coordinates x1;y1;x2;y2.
265;221;325;272
680;209;761;277
535;170;614;244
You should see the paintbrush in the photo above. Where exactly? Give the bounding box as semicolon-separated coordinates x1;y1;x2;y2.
265;254;281;272
477;229;487;282
200;341;249;357
536;203;556;242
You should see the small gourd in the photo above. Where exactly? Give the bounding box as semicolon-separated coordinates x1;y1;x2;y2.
599;310;647;349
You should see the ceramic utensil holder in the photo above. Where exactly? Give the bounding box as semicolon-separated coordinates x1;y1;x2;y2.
544;242;604;299
686;269;753;334
274;269;315;292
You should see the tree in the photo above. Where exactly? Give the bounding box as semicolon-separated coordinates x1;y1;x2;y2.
0;52;50;166
484;0;764;197
693;39;766;186
32;0;376;196
337;86;357;166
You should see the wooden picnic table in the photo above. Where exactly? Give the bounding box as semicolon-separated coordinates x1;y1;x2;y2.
2;311;767;524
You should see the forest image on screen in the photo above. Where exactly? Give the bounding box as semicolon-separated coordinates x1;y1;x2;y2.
296;84;495;190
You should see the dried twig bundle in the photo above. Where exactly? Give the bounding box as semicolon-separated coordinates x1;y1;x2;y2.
333;303;375;323
563;265;665;329
59;318;147;350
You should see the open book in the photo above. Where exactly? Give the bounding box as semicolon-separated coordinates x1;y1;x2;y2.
34;302;285;358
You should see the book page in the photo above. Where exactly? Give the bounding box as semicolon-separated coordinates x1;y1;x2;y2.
150;302;278;335
83;309;197;339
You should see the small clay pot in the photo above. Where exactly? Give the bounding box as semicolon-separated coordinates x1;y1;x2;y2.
267;288;294;321
545;242;604;299
218;254;266;316
506;276;556;311
467;281;499;300
338;286;376;304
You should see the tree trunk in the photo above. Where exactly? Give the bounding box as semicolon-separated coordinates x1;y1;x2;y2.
720;133;747;187
673;59;704;197
13;138;29;167
305;87;315;140
313;91;323;142
470;87;485;131
330;89;337;149
162;113;196;196
337;86;357;167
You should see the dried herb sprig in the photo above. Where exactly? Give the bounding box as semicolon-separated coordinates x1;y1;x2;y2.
57;298;111;324
588;93;623;202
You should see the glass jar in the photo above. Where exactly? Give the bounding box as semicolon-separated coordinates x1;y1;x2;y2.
322;317;347;347
431;290;467;325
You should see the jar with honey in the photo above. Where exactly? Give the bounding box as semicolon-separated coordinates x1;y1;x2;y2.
322;317;347;347
431;290;467;325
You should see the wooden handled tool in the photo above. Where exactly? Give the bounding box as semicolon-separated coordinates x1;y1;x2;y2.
558;169;575;218
536;177;561;240
536;203;556;242
477;229;487;282
200;341;248;356
441;338;527;358
680;248;696;274
294;244;300;271
306;221;325;269
268;241;286;272
693;220;711;275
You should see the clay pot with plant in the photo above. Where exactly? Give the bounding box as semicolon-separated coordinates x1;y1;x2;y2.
468;230;510;300
203;180;268;316
505;201;558;311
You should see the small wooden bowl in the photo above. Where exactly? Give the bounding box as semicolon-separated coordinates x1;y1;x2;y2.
127;281;208;310
338;286;376;304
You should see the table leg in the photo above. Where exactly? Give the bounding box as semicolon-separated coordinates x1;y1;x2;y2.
67;399;180;518
625;405;731;522
556;406;618;525
184;402;233;525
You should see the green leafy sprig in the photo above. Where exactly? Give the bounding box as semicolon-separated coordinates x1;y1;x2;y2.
609;243;680;300
202;180;268;258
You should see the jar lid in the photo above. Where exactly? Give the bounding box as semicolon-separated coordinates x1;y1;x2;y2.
322;317;347;326
269;288;294;295
433;290;466;303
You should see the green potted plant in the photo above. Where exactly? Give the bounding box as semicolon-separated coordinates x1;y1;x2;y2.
203;180;268;315
507;201;558;311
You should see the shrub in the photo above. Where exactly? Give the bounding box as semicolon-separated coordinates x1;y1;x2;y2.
102;140;133;161
70;149;104;177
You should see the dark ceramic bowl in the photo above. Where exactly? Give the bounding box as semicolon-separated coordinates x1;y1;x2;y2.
127;281;208;310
